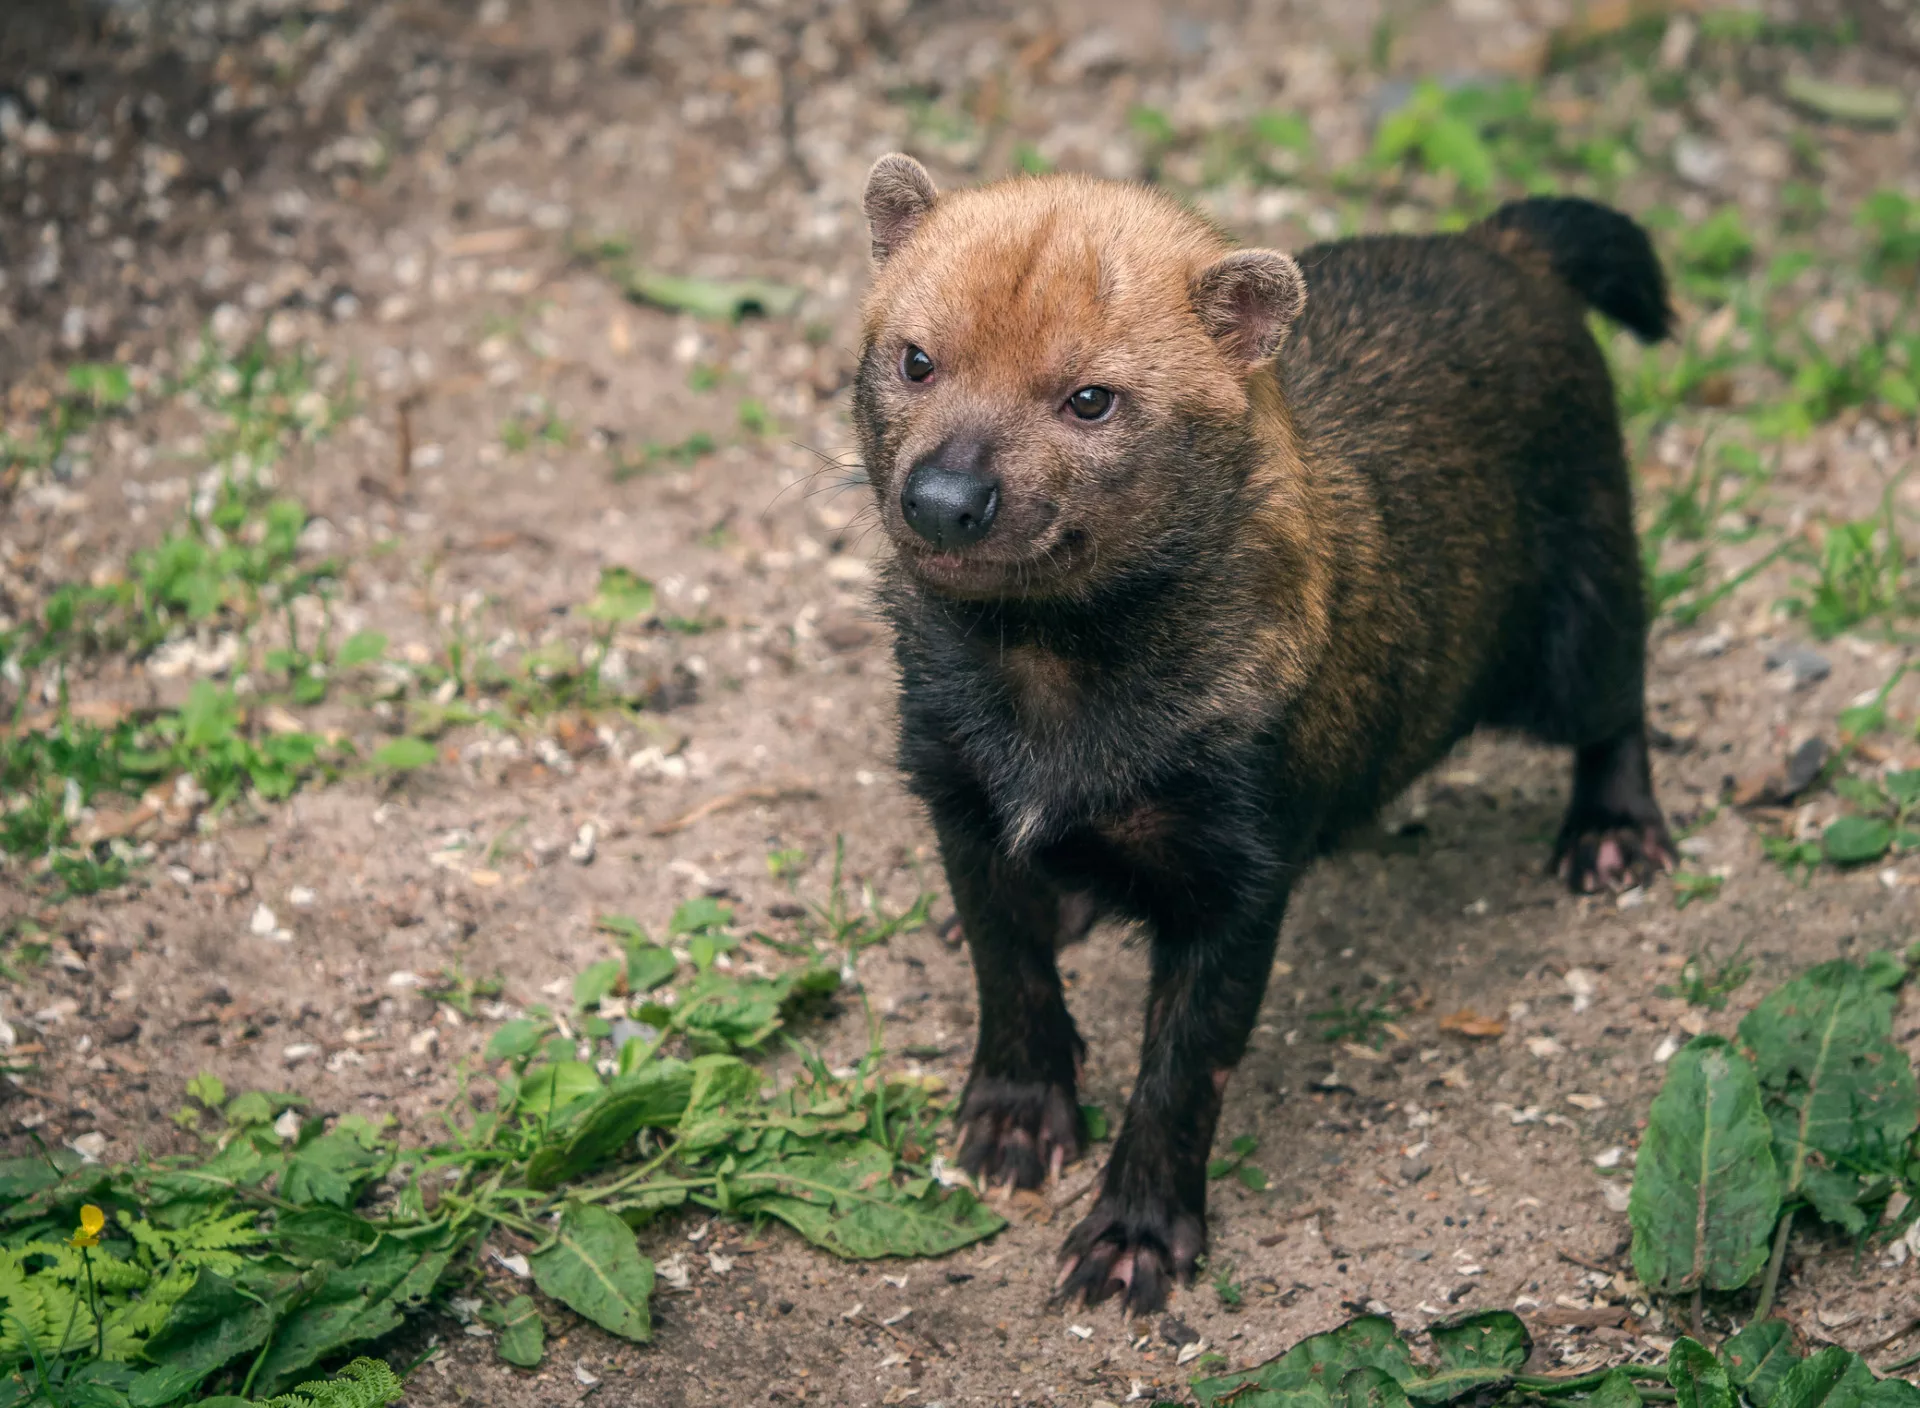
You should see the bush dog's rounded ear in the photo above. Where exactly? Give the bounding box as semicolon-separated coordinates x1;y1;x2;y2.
863;153;939;264
1190;249;1307;366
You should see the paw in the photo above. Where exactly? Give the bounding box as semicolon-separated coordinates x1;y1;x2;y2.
1053;1193;1204;1314
1555;821;1675;893
956;1076;1084;1188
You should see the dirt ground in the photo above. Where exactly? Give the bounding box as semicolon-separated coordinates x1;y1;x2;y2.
4;0;1920;1404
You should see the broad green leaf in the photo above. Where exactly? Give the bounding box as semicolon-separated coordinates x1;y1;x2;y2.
1193;1316;1415;1408
252;1238;453;1392
626;944;679;993
1080;1105;1110;1141
1629;1036;1781;1294
530;1202;653;1342
128;1362;205;1408
335;631;388;667
274;1206;381;1265
573;959;624;1009
483;1294;544;1368
1723;1319;1800;1408
1427;1310;1529;1371
1340;1368;1412;1408
1823;815;1893;865
734;1141;1005;1259
525;1060;694;1189
1669;1337;1736;1408
371;737;437;772
1588;1370;1645;1408
1737;959;1920;1227
676;1054;766;1149
485;1019;547;1062
1768;1348;1916;1408
223;1091;276;1127
1402;1311;1529;1403
140;1270;278;1381
516;1061;603;1121
186;1073;227;1110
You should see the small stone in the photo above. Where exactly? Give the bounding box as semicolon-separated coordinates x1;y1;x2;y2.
1400;1157;1434;1183
249;903;278;936
68;1132;108;1163
1398;1246;1433;1262
569;822;597;866
1765;645;1831;688
1594;1146;1626;1169
1159;1316;1200;1348
777;1299;795;1314
102;1017;140;1044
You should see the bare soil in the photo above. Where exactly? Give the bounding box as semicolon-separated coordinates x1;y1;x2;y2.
4;1;1920;1405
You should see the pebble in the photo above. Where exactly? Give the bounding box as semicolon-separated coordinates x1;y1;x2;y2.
1765;645;1832;688
102;1017;140;1044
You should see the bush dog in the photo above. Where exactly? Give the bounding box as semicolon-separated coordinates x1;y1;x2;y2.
853;153;1674;1313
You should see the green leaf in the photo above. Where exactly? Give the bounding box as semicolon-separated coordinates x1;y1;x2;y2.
524;1060;695;1189
625;944;678;993
1722;1319;1800;1408
580;566;654;623
223;1091;277;1127
280;1117;391;1207
1669;1337;1736;1408
1193;1316;1414;1408
625;269;803;322
1588;1370;1645;1408
252;1239;453;1392
1080;1105;1110;1141
370;737;437;772
530;1202;653;1342
1340;1368;1412;1408
1782;75;1905;128
733;1141;1005;1259
483;1295;544;1368
335;631;388;668
516;1061;603;1121
1823;815;1893;865
1628;1036;1781;1295
573;959;624;1010
485;1019;548;1063
274;1207;381;1266
127;1361;206;1408
140;1269;278;1382
1736;959;1920;1223
186;1073;227;1110
1237;1163;1269;1191
669;896;733;936
1427;1310;1529;1372
1768;1347;1916;1408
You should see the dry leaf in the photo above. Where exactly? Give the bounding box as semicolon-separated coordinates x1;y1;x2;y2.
1440;1010;1507;1039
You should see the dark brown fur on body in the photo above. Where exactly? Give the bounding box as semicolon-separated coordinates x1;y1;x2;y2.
854;156;1674;1314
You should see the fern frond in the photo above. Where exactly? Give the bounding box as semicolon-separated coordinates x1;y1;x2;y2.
263;1356;406;1408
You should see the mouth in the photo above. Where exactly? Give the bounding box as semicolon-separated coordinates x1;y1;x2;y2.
894;530;1087;597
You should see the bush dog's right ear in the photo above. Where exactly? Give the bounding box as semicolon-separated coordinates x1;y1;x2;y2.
864;153;939;264
1190;249;1308;366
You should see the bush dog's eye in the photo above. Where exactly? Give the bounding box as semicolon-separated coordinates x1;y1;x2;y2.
1067;385;1115;421
902;345;935;382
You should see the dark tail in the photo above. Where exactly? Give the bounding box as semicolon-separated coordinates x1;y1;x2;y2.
1476;196;1673;343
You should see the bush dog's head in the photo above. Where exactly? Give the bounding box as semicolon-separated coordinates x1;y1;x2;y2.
853;153;1305;601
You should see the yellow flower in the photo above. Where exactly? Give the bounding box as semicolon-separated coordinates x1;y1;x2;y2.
68;1204;106;1250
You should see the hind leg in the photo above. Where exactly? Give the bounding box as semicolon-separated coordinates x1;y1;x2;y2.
1554;725;1674;891
1521;477;1674;891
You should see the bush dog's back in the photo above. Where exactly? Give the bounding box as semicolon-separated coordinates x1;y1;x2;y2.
853;154;1672;1313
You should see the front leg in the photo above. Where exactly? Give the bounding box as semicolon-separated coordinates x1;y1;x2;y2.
1056;891;1288;1314
940;821;1088;1188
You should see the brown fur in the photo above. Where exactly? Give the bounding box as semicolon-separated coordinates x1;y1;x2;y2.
854;156;1674;1314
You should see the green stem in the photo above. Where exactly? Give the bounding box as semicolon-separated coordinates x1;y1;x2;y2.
572;1139;685;1205
1753;1206;1793;1324
1514;1367;1675;1395
81;1246;101;1358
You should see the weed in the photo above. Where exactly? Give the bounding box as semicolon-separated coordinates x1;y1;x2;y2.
1311;987;1398;1047
1658;943;1752;1009
1669;870;1725;910
1209;1260;1245;1310
1783;485;1913;639
1206;1134;1268;1191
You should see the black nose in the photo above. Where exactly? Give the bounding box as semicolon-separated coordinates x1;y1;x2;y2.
901;446;999;550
